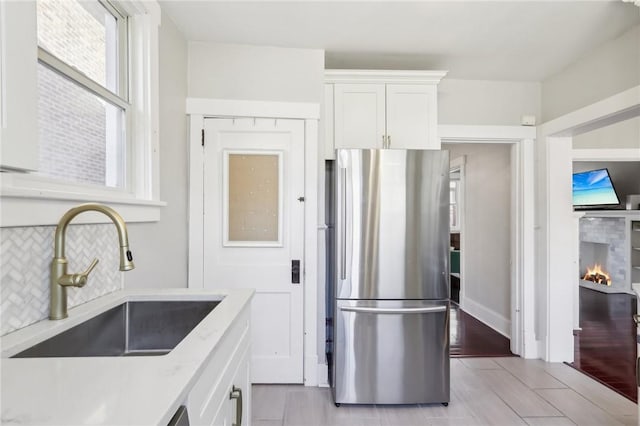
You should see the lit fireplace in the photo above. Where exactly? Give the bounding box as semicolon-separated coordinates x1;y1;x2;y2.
582;263;612;286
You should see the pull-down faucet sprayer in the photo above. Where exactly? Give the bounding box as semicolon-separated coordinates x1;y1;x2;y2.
50;203;134;320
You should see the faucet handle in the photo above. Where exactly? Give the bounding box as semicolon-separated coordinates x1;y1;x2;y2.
58;258;99;287
73;258;99;287
82;258;99;277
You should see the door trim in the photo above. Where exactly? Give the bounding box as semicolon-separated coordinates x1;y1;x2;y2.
187;99;320;386
186;98;320;119
440;124;537;359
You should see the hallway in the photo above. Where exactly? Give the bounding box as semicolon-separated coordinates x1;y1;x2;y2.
450;302;514;358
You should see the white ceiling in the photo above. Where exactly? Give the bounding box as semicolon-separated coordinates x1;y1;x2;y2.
159;1;640;81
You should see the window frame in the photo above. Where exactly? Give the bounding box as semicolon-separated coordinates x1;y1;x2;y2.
37;0;129;105
0;0;163;227
450;179;459;231
449;161;464;233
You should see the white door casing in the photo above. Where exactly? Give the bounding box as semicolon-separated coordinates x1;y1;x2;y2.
440;124;537;359
203;117;305;383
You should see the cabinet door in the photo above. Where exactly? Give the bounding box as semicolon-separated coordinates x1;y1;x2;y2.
230;348;251;426
0;1;38;171
334;84;385;149
211;347;250;426
386;84;439;150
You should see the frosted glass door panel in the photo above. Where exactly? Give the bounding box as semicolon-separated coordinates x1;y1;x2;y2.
224;151;283;246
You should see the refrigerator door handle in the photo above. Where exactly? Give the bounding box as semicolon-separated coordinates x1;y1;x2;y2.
339;306;447;314
340;168;347;280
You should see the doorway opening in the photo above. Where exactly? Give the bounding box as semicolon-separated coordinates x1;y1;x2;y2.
567;124;640;402
443;142;514;358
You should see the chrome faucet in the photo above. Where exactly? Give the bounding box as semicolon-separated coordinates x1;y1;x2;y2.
50;203;135;320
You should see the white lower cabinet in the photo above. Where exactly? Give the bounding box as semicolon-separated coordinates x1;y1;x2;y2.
187;306;251;426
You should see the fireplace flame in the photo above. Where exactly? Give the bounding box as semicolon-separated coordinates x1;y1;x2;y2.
583;263;612;286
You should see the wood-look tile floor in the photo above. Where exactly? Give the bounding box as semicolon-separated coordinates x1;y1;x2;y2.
252;358;638;426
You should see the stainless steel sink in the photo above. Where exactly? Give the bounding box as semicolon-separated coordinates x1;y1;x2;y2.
12;300;220;358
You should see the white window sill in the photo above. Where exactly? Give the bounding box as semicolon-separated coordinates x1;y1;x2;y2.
1;186;166;227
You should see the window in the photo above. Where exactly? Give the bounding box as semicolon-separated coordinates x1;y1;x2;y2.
450;169;461;231
0;0;162;227
36;0;127;188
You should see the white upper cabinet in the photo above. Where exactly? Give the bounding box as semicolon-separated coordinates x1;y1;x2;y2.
325;70;447;155
334;83;386;150
386;84;437;150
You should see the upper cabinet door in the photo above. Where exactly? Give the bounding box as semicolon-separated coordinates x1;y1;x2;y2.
334;84;385;149
0;1;38;171
386;84;439;150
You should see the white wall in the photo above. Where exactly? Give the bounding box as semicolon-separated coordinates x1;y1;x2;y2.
443;143;512;331
573;117;640;150
542;24;640;123
126;12;188;289
537;23;640;361
188;41;324;103
187;40;326;382
439;79;541;126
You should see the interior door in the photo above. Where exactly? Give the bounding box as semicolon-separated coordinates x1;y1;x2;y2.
203;118;304;383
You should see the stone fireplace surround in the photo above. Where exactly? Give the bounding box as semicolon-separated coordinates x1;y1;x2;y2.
577;212;638;294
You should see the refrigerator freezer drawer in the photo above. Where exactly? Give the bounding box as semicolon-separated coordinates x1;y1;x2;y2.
333;300;449;405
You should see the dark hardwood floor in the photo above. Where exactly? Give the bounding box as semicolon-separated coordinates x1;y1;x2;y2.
450;302;514;357
570;287;637;402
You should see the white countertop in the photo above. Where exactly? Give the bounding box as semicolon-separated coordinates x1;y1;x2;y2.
1;288;253;425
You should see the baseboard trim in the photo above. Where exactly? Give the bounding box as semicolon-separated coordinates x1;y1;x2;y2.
461;297;511;338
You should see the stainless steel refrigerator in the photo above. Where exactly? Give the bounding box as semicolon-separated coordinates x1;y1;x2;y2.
331;148;450;406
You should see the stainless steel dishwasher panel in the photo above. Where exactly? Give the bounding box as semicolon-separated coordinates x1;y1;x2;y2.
333;299;449;405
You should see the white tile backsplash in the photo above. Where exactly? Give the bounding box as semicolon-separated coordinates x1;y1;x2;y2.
1;224;122;336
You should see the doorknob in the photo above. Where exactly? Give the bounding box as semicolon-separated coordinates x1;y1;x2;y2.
292;260;300;284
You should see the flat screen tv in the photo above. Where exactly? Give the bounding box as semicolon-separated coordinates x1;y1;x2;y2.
572;168;620;209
